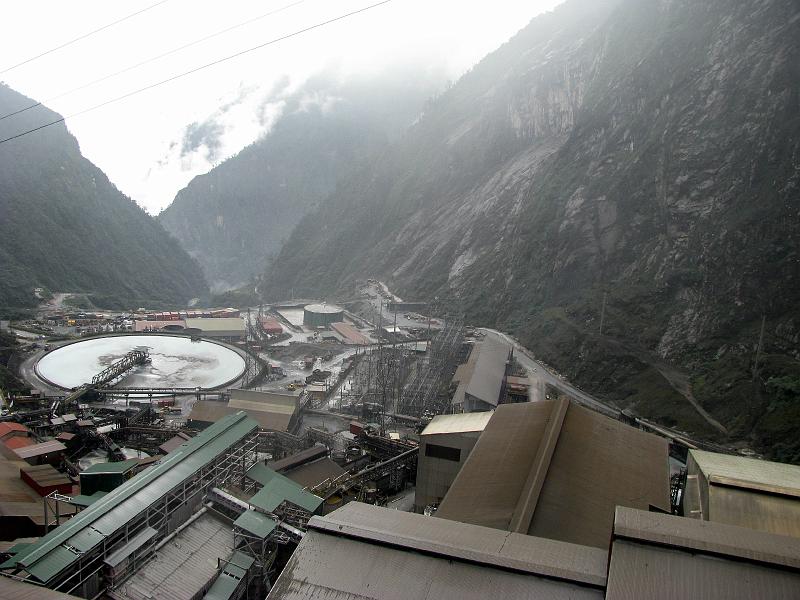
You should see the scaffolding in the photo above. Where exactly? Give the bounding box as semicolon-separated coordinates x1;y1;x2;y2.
1;413;261;598
398;314;464;417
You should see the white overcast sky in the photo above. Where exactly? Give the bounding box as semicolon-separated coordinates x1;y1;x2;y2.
0;0;564;214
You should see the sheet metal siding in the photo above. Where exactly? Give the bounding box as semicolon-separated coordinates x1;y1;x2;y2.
437;402;669;550
709;484;800;538
528;403;669;548
437;402;551;528
17;413;257;573
689;449;800;492
605;539;800;600
613;507;800;569
267;530;603;600
463;336;509;408
311;502;608;587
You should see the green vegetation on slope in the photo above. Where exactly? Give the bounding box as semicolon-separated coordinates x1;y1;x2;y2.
0;84;208;311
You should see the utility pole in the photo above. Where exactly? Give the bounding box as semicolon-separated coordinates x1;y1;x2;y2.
599;291;608;336
752;314;766;381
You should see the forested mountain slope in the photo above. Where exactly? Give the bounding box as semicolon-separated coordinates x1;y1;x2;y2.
262;0;800;459
159;72;443;291
0;84;207;311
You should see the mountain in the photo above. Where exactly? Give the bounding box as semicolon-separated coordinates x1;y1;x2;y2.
159;70;446;292
262;0;800;460
0;84;208;312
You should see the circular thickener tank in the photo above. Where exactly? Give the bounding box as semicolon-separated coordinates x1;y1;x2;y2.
36;334;246;390
303;303;344;328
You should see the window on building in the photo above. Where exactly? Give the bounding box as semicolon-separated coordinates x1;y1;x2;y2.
425;443;461;462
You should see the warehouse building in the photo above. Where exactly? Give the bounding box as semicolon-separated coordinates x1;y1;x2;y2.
266;500;800;600
0;413;262;597
683;449;800;538
414;412;493;512
302;303;344;328
189;389;301;433
451;336;511;412
183;317;246;342
436;399;670;548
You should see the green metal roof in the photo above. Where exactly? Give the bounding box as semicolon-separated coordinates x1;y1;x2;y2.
80;459;138;474
233;510;276;539
6;412;259;584
203;551;254;600
246;462;322;514
26;546;79;583
65;491;108;507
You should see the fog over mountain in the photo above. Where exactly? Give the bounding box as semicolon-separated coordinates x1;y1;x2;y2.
258;0;800;460
159;66;448;291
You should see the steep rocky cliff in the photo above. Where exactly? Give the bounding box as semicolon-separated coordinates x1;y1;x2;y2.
263;0;800;459
0;85;208;311
159;72;444;291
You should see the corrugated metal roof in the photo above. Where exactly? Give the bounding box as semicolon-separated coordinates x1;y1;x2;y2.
437;401;669;549
204;551;254;600
13;441;66;460
463;336;509;407
110;511;233;600
4;437;34;450
103;526;157;568
246;463;322;513
613;506;800;568
233;510;276;539
606;507;800;599
267;502;606;599
184;318;245;332
0;575;82;599
80;459;137;474
282;458;345;489
9;413;258;583
421;412;493;436
0;423;29;438
268;445;328;472
314;502;608;586
21;465;71;488
690;449;800;494
189;400;294;431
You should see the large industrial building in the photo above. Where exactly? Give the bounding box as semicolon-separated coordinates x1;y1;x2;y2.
435;399;670;548
266;501;800;599
183;317;246;342
684;449;800;537
302;304;344;328
189;389;301;433
0;412;324;598
451;336;511;412
414;412;492;512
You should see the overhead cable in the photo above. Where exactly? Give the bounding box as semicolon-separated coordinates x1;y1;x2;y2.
0;0;393;146
0;0;307;122
0;0;173;75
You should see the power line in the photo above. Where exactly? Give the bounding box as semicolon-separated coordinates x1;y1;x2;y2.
0;0;173;75
0;0;307;122
0;0;393;147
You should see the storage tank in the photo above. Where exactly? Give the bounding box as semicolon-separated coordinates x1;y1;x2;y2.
303;303;344;327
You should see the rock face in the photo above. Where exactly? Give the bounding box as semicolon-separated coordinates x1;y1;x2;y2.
0;85;207;311
159;72;444;292
263;0;800;459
